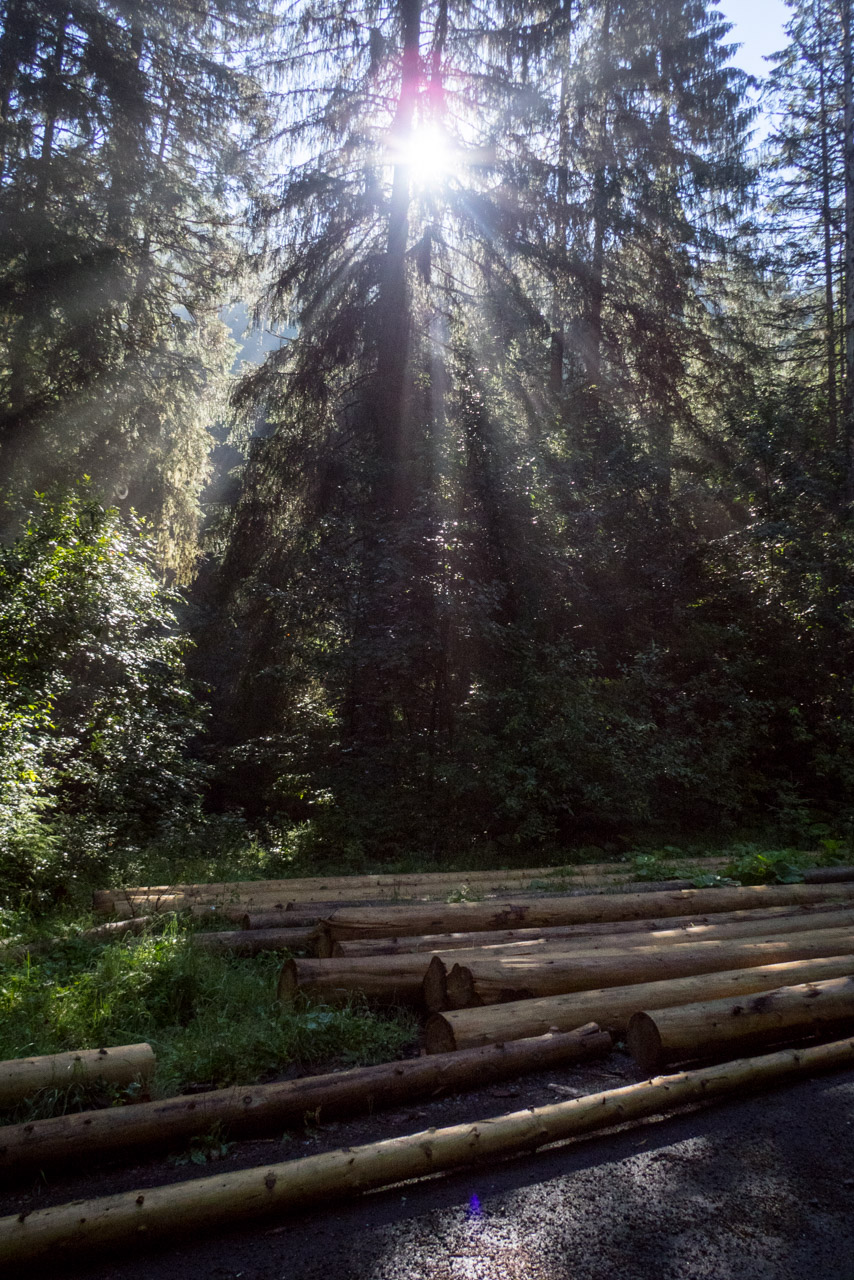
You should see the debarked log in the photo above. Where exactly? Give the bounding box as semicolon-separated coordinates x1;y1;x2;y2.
327;901;854;958
0;1026;610;1179
192;928;317;956
397;909;854;981
424;953;854;1052
440;925;854;1009
626;974;854;1073
322;883;854;942
2;1038;853;1265
240;911;324;930
0;1044;155;1108
277;956;438;1005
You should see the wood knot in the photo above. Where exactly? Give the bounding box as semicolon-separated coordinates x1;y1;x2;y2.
136;1195;145;1205
264;1172;277;1190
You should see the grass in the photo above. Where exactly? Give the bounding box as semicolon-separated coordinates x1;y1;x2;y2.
0;920;417;1126
1;824;849;1129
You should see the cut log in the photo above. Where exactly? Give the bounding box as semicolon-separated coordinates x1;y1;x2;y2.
0;1026;610;1179
357;909;854;974
328;901;854;958
424;953;854;1052
322;883;854;942
96;895;188;921
442;925;854;1009
90;859;737;916
192;928;317;956
277;956;437;1005
2;1037;852;1265
626;975;854;1073
0;1044;155;1108
240;911;323;931
803;865;854;883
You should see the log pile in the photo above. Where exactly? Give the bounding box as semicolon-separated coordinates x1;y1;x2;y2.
5;865;854;1261
272;881;854;1067
92;858;741;918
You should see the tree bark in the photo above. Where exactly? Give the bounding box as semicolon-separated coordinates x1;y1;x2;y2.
0;1027;609;1180
322;883;854;942
843;0;854;503
192;928;318;956
424;953;854;1052
3;1039;853;1265
441;925;854;1009
331;905;854;960
626;974;854;1073
0;1045;155;1108
278;956;438;1005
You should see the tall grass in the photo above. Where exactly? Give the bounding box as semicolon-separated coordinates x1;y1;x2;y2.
0;923;417;1123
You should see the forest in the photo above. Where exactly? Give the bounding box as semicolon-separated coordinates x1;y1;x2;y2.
1;0;853;906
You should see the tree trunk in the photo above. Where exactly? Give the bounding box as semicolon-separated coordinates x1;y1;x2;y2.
332;905;854;961
3;1038;853;1265
626;974;854;1073
192;928;317;956
816;0;840;441
0;1045;155;1108
322;883;854;942
843;0;854;504
0;1027;609;1180
240;911;324;930
441;925;854;1009
278;956;438;1005
424;953;854;1052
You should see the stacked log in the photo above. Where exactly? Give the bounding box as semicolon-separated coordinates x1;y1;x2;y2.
626;975;854;1072
431;925;854;1009
2;1037;853;1265
0;1026;610;1179
329;903;854;960
321;883;854;944
192;927;317;956
91;858;740;918
278;956;438;1005
424;954;854;1052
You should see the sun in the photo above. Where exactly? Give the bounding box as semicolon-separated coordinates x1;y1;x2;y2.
403;125;455;186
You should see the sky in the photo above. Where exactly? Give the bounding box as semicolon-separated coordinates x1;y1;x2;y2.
715;0;791;81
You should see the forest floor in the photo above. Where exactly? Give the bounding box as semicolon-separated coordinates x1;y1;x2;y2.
5;1045;854;1279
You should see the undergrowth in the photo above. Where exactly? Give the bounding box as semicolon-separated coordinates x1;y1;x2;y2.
0;922;416;1125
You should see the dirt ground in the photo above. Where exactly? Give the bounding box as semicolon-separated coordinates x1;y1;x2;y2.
4;1049;854;1279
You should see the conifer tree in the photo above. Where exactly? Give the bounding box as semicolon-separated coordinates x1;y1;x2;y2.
0;0;272;574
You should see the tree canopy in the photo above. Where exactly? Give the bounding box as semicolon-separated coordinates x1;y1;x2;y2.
2;0;854;879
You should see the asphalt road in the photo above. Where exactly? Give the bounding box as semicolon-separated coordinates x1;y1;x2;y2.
13;1061;854;1280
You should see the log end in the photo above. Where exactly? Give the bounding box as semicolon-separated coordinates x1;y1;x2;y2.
424;1014;457;1055
277;960;299;1004
423;956;449;1013
446;964;478;1010
626;1011;664;1075
314;926;334;959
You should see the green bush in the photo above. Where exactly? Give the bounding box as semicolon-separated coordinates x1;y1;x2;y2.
0;487;207;902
